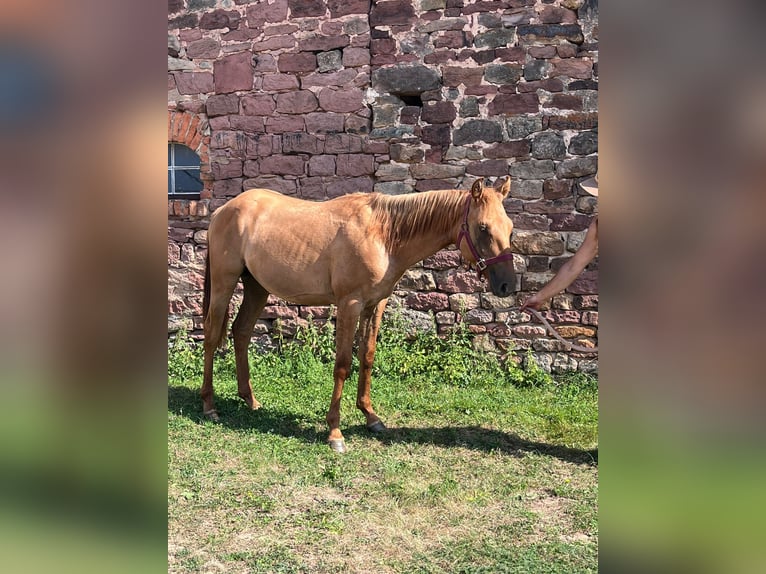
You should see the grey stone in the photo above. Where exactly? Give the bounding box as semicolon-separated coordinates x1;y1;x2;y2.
511;231;566;256
569;131;598;155
511;179;543;200
524;59;549;81
459;97;479;117
556;157;598;178
576;195;598;214
420;0;446;11
168;56;195;71
383;306;435;337
375;163;411;181
509;160;556;180
344;18;370;36
372;95;405;129
417;18;468;33
453;120;503;145
317;50;342;73
478;13;502;28
369;126;415;139
474;28;516;49
374;181;413;195
168;34;181;57
531;132;567;159
506;116;542;139
484;64;522;85
399;269;437;290
410;163;465;179
188;0;216;10
372;64;442;95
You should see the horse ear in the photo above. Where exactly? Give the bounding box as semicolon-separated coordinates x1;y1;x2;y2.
470;178;485;200
495;176;511;198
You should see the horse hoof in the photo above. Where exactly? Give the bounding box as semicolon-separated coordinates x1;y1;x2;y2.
328;439;346;453
242;395;261;410
367;420;387;433
203;409;220;422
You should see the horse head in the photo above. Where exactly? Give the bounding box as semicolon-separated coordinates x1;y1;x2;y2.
457;177;517;298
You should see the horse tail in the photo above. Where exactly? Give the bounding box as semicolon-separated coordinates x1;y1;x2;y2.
202;252;229;350
202;252;211;322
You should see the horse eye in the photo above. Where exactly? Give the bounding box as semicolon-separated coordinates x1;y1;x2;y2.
479;223;489;233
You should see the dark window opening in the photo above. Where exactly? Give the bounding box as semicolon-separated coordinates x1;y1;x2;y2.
168;143;202;199
397;94;423;107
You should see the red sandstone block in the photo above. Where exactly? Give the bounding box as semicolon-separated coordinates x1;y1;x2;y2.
326;176;373;198
424;50;455;65
318;87;364;113
308;155;336;176
328;0;370;17
214;52;253;93
528;46;557;59
211;159;243;179
495;47;525;61
484;141;531;159
550;58;594;79
241;94;276;116
488;93;539;114
262;73;300;92
278;52;317;73
252;35;296;52
371;38;396;55
275;90;319;114
517;79;564;93
342;46;370;67
289;0;327;18
321;21;345;35
230;116;266;133
336;154;375;177
443;66;484;87
299;35;350;52
538;6;577;24
246;0;288;25
208;116;231;131
260;155;305;176
305;112;345;133
557;44;578;58
551;93;583;110
175;72;214;95
421;101;456;124
324;134;364;153
406;292;450;312
265;116;305;133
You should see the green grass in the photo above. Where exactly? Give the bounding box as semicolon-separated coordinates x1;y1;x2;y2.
168;317;598;573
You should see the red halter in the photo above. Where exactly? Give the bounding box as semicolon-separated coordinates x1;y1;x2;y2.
456;194;515;279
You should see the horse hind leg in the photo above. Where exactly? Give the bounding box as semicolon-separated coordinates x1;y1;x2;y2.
201;263;241;421
232;270;268;410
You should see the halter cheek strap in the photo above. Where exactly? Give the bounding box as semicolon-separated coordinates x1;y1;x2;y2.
456;194;515;279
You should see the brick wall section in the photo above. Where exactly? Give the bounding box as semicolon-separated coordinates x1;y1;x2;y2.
168;0;599;373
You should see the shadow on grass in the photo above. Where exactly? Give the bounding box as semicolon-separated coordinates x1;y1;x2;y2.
168;385;597;467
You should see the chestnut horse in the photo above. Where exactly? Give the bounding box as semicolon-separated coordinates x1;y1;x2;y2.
201;177;516;452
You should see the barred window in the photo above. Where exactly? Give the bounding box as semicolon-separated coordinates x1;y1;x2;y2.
168;143;202;198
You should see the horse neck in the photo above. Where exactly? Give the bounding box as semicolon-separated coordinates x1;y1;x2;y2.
385;189;467;269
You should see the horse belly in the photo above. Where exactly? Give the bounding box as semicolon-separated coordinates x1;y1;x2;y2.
246;253;336;305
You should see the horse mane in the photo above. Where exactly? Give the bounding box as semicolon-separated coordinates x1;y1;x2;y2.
367;189;467;252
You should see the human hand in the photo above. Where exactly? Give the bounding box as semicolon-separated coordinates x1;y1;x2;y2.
520;293;545;312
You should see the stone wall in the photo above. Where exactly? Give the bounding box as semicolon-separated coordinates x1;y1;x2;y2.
168;0;598;373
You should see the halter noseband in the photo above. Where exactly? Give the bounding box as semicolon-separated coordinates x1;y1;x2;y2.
456;193;515;279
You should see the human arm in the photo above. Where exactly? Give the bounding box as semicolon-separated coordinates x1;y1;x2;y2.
520;218;598;311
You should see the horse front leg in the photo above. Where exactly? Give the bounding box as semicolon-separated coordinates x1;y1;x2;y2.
326;298;362;453
357;299;388;433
